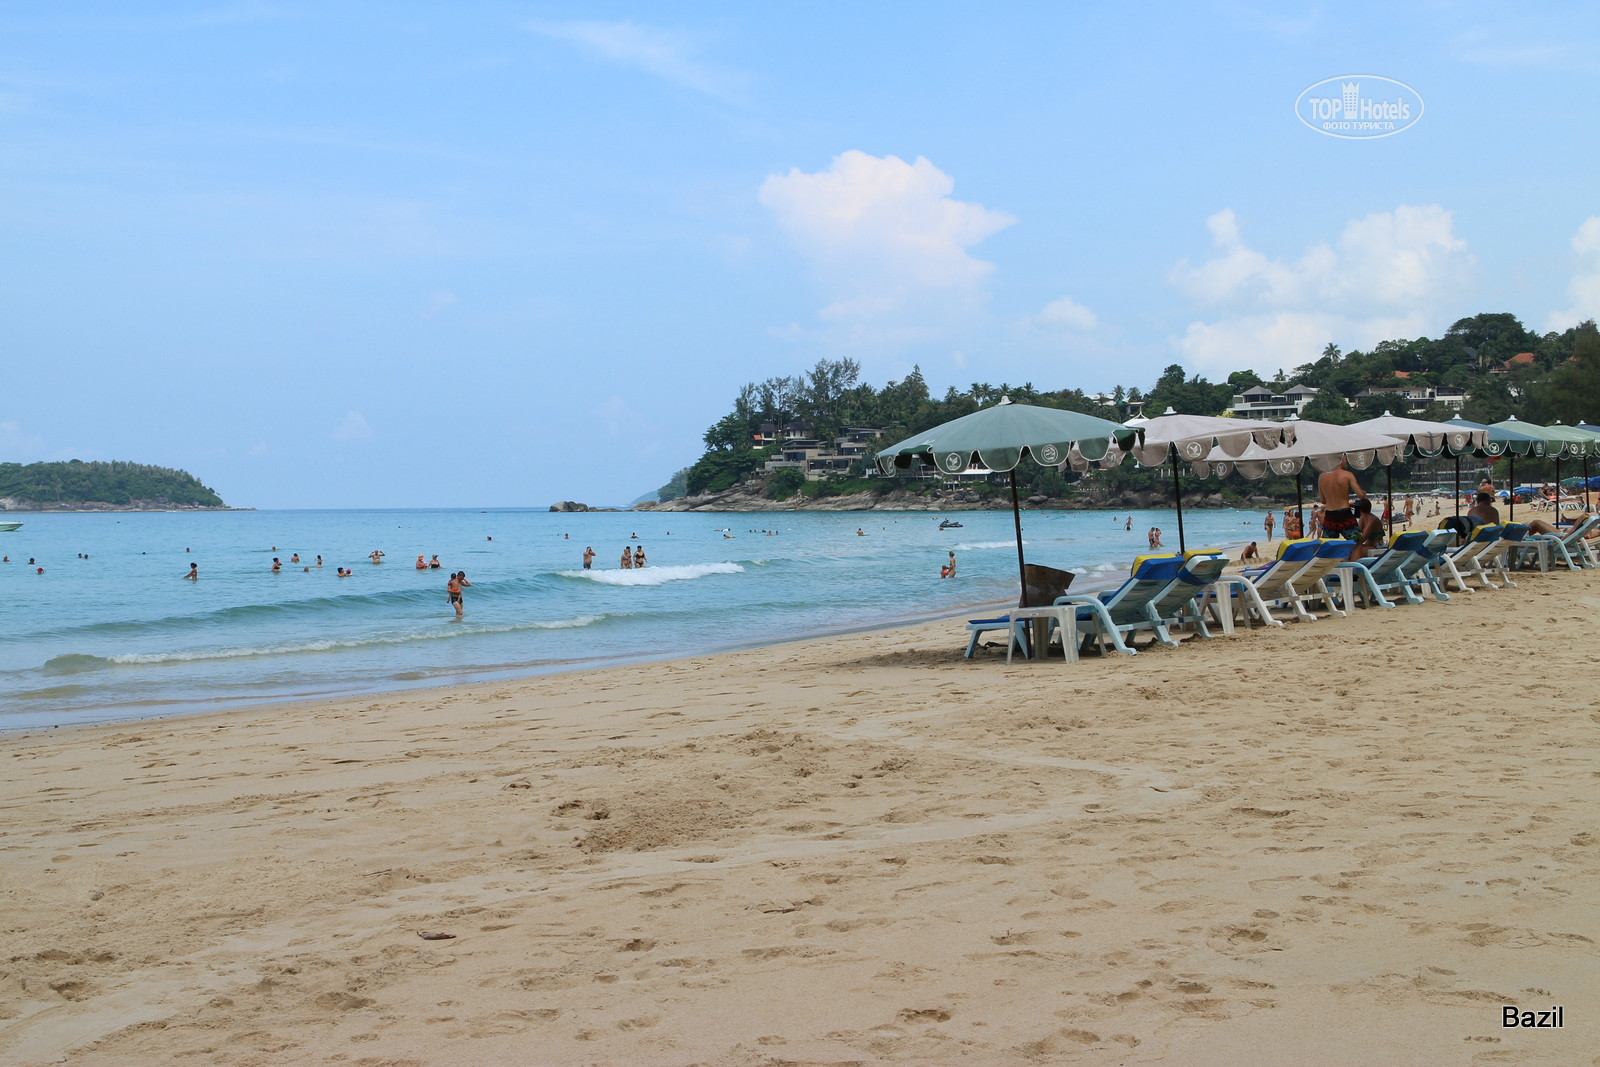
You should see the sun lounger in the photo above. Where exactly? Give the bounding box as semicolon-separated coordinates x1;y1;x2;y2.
1277;539;1357;619
1338;531;1431;608
1427;522;1478;591
1471;523;1529;587
1052;554;1186;657
1519;515;1600;571
1148;551;1232;638
1442;524;1504;590
1216;538;1322;625
1400;528;1457;601
964;615;1030;660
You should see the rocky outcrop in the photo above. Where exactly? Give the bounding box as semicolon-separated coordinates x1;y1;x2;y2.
549;501;592;512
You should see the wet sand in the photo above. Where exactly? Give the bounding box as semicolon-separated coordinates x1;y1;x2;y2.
3;565;1598;1064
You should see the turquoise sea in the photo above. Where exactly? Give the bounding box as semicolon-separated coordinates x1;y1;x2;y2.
0;507;1263;730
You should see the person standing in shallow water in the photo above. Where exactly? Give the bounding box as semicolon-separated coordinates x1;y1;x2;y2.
446;571;471;617
620;546;633;569
582;546;595;570
633;545;646;569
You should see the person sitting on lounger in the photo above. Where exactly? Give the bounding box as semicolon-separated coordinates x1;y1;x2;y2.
1468;491;1500;528
1351;499;1385;560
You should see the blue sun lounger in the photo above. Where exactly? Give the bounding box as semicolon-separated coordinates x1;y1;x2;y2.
1399;527;1457;601
1519;514;1599;571
1148;551;1232;638
1051;554;1187;657
1338;531;1431;608
1218;538;1321;626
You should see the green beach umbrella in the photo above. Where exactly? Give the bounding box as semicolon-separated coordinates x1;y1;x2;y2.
1545;423;1598;520
1570;425;1600;512
1446;415;1549;518
875;397;1138;607
1488;418;1583;521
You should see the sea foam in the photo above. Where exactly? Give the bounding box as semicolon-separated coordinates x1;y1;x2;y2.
954;540;1028;552
560;562;743;586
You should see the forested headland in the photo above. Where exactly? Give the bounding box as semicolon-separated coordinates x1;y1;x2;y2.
0;460;227;509
656;313;1600;507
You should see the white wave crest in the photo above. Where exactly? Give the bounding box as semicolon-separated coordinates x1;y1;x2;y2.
106;615;607;665
562;562;743;586
954;540;1028;551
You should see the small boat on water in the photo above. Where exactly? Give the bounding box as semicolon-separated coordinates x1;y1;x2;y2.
0;520;22;532
938;519;964;530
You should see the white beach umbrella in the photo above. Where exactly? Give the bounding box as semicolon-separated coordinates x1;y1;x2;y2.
1349;412;1490;534
1193;419;1401;477
1068;408;1296;551
1194;419;1403;530
1349;412;1488;457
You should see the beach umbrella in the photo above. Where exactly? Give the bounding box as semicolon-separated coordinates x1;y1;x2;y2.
1194;419;1402;534
875;396;1137;607
1073;409;1295;552
1351;413;1489;536
1557;423;1600;514
1446;415;1548;519
1489;418;1585;521
1545;424;1597;523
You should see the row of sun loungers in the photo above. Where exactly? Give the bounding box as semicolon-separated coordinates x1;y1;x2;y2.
966;515;1600;662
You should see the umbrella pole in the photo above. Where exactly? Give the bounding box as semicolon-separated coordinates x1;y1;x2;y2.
1295;476;1303;535
1385;465;1394;539
1454;455;1460;518
1509;456;1515;521
1555;457;1561;525
1170;446;1186;554
1010;469;1028;608
1586;456;1591;514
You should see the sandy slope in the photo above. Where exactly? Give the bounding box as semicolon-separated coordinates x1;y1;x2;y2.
3;566;1598;1065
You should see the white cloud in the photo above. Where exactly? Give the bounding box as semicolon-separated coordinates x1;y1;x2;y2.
332;411;373;442
1545;216;1600;332
529;20;738;98
1032;296;1099;331
1169;205;1474;376
759;151;1014;337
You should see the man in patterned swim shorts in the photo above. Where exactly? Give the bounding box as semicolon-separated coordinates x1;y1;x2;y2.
1317;460;1367;548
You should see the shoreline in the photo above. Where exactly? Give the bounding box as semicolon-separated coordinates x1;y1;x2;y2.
3;565;1597;1063
3;532;1250;738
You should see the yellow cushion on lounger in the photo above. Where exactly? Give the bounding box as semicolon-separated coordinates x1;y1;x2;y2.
1276;537;1319;559
1129;553;1182;574
1182;548;1224;560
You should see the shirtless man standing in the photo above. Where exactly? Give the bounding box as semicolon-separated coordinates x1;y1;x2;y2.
1317;460;1367;546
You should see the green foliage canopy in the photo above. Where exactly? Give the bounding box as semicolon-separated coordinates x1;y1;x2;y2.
0;460;224;506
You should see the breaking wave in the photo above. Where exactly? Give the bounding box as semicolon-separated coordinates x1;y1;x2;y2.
559;562;743;586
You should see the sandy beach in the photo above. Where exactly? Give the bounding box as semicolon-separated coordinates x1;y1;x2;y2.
3;565;1598;1065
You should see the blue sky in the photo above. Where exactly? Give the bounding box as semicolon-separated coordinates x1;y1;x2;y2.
3;2;1599;507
